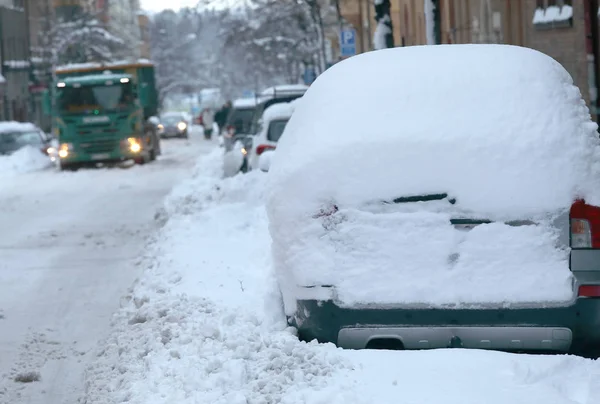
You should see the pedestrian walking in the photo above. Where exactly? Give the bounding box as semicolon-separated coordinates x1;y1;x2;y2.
201;107;215;140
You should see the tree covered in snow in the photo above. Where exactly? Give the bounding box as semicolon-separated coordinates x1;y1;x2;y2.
373;0;394;49
149;1;341;103
32;6;124;74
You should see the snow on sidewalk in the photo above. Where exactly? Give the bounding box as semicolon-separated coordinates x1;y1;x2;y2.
83;149;600;404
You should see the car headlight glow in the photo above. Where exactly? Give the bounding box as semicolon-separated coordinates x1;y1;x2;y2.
177;122;187;131
157;124;164;130
127;137;142;153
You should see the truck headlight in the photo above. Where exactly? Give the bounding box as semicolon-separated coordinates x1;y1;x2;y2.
177;122;187;131
127;137;142;153
58;143;72;158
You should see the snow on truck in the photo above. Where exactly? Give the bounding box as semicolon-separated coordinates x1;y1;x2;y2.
42;60;161;170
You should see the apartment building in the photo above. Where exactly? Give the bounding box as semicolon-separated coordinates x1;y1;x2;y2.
339;1;599;119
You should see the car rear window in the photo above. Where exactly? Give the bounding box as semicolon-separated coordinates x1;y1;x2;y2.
267;119;289;142
161;115;183;125
227;107;255;133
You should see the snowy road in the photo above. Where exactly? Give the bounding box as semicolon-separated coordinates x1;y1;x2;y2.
0;131;215;404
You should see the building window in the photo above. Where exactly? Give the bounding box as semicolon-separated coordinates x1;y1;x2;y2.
533;0;573;29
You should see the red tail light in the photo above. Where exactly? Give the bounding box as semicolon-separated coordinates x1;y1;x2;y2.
578;285;600;297
256;144;276;156
570;200;600;248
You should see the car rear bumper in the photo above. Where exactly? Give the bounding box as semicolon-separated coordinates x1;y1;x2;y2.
292;298;600;356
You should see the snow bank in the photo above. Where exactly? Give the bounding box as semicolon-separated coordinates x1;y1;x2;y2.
267;45;600;309
0;146;52;176
83;149;600;404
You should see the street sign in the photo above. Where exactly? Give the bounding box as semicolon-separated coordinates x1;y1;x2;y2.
340;28;357;57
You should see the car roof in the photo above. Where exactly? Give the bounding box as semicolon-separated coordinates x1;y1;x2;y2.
0;121;38;133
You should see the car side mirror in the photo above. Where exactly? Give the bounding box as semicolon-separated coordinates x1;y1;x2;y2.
258;149;274;172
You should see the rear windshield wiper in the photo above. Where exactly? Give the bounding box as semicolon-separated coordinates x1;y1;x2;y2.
388;193;456;205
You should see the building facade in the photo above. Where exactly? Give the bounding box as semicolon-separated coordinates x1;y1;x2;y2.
0;4;30;122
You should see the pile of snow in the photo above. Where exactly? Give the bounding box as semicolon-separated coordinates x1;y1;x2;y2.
267;44;600;309
83;149;600;404
0;146;52;176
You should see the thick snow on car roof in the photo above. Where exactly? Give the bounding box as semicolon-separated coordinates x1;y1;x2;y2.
261;100;296;122
269;44;600;221
267;45;600;310
232;98;258;108
0;121;37;133
260;84;308;96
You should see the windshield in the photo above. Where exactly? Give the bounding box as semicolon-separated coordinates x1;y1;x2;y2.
267;119;289;142
0;131;43;152
161;115;184;125
57;82;135;113
227;107;255;133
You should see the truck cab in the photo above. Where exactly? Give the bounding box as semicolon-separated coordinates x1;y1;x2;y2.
43;61;160;170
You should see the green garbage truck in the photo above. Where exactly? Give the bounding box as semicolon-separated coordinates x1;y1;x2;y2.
43;60;161;170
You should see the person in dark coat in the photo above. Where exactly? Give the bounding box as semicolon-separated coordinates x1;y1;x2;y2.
214;101;232;132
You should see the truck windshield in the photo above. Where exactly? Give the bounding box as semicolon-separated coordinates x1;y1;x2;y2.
57;83;134;113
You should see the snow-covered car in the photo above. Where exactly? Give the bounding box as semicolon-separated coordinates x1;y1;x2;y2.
247;100;297;170
158;112;189;139
0;122;55;157
267;45;600;357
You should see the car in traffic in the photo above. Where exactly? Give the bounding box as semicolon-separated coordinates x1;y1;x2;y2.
0;122;55;157
158;112;189;139
247;100;297;170
266;44;600;358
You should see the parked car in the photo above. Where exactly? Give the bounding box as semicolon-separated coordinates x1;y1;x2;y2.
0;122;55;157
222;98;258;140
247;85;307;136
247;100;297;170
158;112;189;139
266;45;600;358
222;98;259;176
